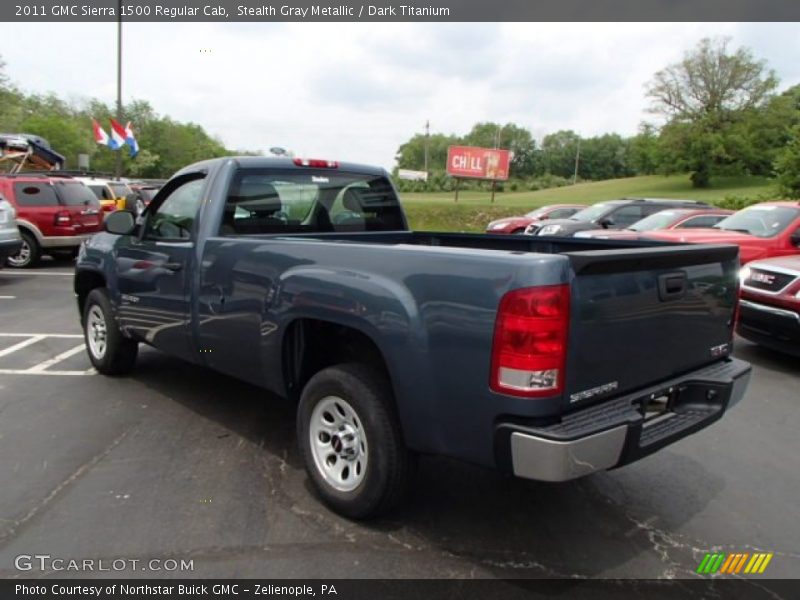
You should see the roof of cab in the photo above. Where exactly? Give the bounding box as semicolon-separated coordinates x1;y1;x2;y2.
174;156;388;178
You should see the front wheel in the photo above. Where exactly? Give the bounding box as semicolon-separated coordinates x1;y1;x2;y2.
83;288;138;375
297;363;416;519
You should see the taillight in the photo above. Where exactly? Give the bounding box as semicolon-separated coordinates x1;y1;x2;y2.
490;284;570;397
293;158;339;168
54;210;72;225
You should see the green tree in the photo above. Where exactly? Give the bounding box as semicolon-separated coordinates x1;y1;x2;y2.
629;123;660;175
775;125;800;199
647;37;779;187
395;132;460;172
541;130;581;179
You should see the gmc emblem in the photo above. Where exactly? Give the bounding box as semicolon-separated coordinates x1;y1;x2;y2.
750;272;775;284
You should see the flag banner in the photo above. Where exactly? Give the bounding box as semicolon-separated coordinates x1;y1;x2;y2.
109;118;127;151
91;118;110;147
124;121;139;158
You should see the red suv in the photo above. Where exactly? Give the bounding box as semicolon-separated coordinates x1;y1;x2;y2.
0;174;103;268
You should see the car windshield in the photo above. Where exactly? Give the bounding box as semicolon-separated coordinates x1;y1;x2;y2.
628;210;684;232
86;185;104;199
714;205;800;238
109;183;132;198
524;207;551;219
55;181;99;206
570;203;611;222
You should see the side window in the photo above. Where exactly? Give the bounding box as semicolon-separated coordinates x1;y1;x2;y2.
610;205;645;227
549;208;576;219
679;215;725;228
144;178;205;240
13;183;59;207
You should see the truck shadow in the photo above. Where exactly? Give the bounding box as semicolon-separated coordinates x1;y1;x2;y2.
733;337;798;375
132;347;724;579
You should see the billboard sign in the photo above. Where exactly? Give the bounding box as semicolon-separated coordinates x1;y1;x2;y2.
397;169;428;181
446;145;511;180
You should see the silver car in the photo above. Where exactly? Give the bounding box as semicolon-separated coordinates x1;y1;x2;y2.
0;195;22;268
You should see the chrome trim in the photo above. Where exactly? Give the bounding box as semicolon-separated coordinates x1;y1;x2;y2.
739;299;800;324
743;264;800;296
510;425;627;482
39;234;94;248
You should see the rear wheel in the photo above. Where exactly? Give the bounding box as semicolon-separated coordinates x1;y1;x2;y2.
7;230;40;268
298;363;416;519
83;288;138;375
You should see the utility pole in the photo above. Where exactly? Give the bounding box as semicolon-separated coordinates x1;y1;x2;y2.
423;119;430;173
115;2;123;179
572;138;581;185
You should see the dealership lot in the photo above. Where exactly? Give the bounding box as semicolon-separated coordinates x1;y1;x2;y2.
0;264;798;580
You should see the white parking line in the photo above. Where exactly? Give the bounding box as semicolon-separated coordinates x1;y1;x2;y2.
0;271;73;276
0;333;94;376
0;335;46;358
27;344;87;373
0;333;82;338
0;295;16;299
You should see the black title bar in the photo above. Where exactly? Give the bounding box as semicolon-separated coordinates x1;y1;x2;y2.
3;0;800;22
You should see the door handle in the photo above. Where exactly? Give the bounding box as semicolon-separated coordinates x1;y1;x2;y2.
658;272;686;301
163;262;183;272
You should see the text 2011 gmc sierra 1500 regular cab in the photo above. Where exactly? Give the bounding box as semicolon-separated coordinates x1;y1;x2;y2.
74;157;752;518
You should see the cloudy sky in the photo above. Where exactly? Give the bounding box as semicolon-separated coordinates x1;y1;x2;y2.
1;22;798;169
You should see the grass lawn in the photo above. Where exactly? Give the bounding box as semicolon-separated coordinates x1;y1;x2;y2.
401;175;778;232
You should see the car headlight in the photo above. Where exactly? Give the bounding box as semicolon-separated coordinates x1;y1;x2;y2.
738;266;751;285
539;225;562;235
491;222;508;230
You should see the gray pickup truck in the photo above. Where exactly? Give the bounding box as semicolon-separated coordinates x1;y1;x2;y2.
74;157;751;518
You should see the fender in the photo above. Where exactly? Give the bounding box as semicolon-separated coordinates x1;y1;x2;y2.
15;219;44;245
276;266;442;453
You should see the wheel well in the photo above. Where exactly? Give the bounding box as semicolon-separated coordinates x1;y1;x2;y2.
75;270;106;316
282;319;391;401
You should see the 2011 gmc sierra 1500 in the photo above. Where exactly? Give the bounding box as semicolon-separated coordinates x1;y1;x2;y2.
74;156;751;518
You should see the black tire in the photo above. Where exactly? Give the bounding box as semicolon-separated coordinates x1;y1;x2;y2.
83;288;138;375
7;230;40;268
297;363;416;519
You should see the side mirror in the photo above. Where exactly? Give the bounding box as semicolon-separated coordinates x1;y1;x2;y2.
599;217;614;229
104;210;136;235
790;229;800;247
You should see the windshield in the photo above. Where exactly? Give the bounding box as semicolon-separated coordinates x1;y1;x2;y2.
715;205;800;238
629;210;684;232
570;203;612;222
524;207;551;219
109;183;132;198
86;185;105;200
55;181;98;206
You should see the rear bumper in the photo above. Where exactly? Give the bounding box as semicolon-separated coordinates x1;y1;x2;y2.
737;300;800;357
40;234;95;249
495;358;751;482
0;237;23;258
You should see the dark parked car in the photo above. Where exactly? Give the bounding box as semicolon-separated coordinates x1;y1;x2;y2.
574;208;733;240
737;255;800;357
533;198;710;237
486;204;584;234
75;157;751;518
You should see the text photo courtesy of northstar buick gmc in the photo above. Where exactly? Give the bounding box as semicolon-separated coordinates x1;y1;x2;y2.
75;157;751;518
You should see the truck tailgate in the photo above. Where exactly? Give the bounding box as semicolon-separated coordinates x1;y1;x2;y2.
563;244;740;409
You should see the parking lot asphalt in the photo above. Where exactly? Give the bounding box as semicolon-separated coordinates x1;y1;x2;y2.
0;262;798;581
